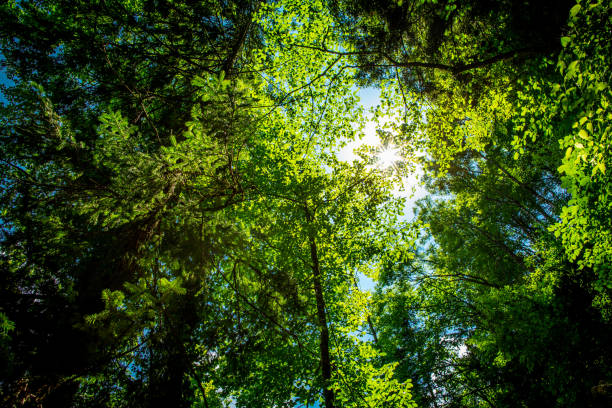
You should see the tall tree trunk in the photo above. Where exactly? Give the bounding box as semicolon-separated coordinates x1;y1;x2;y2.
305;206;335;408
222;2;261;77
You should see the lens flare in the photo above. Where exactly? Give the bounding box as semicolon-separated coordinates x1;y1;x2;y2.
377;145;401;168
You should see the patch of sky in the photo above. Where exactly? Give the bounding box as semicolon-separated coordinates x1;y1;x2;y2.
0;52;16;104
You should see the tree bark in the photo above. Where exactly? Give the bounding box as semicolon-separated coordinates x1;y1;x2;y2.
222;2;261;77
305;206;335;408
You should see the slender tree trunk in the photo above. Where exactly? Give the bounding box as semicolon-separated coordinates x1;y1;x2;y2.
222;2;261;77
366;315;379;344
309;237;335;408
305;206;335;408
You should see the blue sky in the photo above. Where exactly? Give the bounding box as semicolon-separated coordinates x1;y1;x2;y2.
0;56;12;104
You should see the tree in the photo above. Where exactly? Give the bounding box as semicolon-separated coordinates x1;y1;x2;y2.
1;0;415;406
2;0;611;406
220;125;413;407
329;0;612;406
374;115;612;406
333;0;572;84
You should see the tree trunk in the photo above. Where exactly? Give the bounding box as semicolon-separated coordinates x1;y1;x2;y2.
305;206;335;408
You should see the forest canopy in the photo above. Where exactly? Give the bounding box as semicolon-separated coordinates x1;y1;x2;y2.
0;0;611;407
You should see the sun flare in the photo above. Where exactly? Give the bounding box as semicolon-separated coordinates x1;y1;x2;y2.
377;145;402;169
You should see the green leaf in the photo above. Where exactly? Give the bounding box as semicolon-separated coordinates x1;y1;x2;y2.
566;60;579;78
561;37;571;47
569;4;581;18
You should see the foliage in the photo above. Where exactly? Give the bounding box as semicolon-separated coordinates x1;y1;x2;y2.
338;0;612;407
1;0;611;407
0;0;413;406
548;1;612;295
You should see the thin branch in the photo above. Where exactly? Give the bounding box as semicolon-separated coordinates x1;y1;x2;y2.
298;42;557;74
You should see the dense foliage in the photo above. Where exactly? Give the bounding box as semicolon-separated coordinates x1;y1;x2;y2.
338;0;612;406
1;0;610;407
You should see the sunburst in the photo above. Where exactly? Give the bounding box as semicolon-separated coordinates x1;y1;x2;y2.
377;145;402;169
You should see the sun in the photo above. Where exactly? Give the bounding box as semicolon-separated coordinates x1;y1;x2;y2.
377;145;402;169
